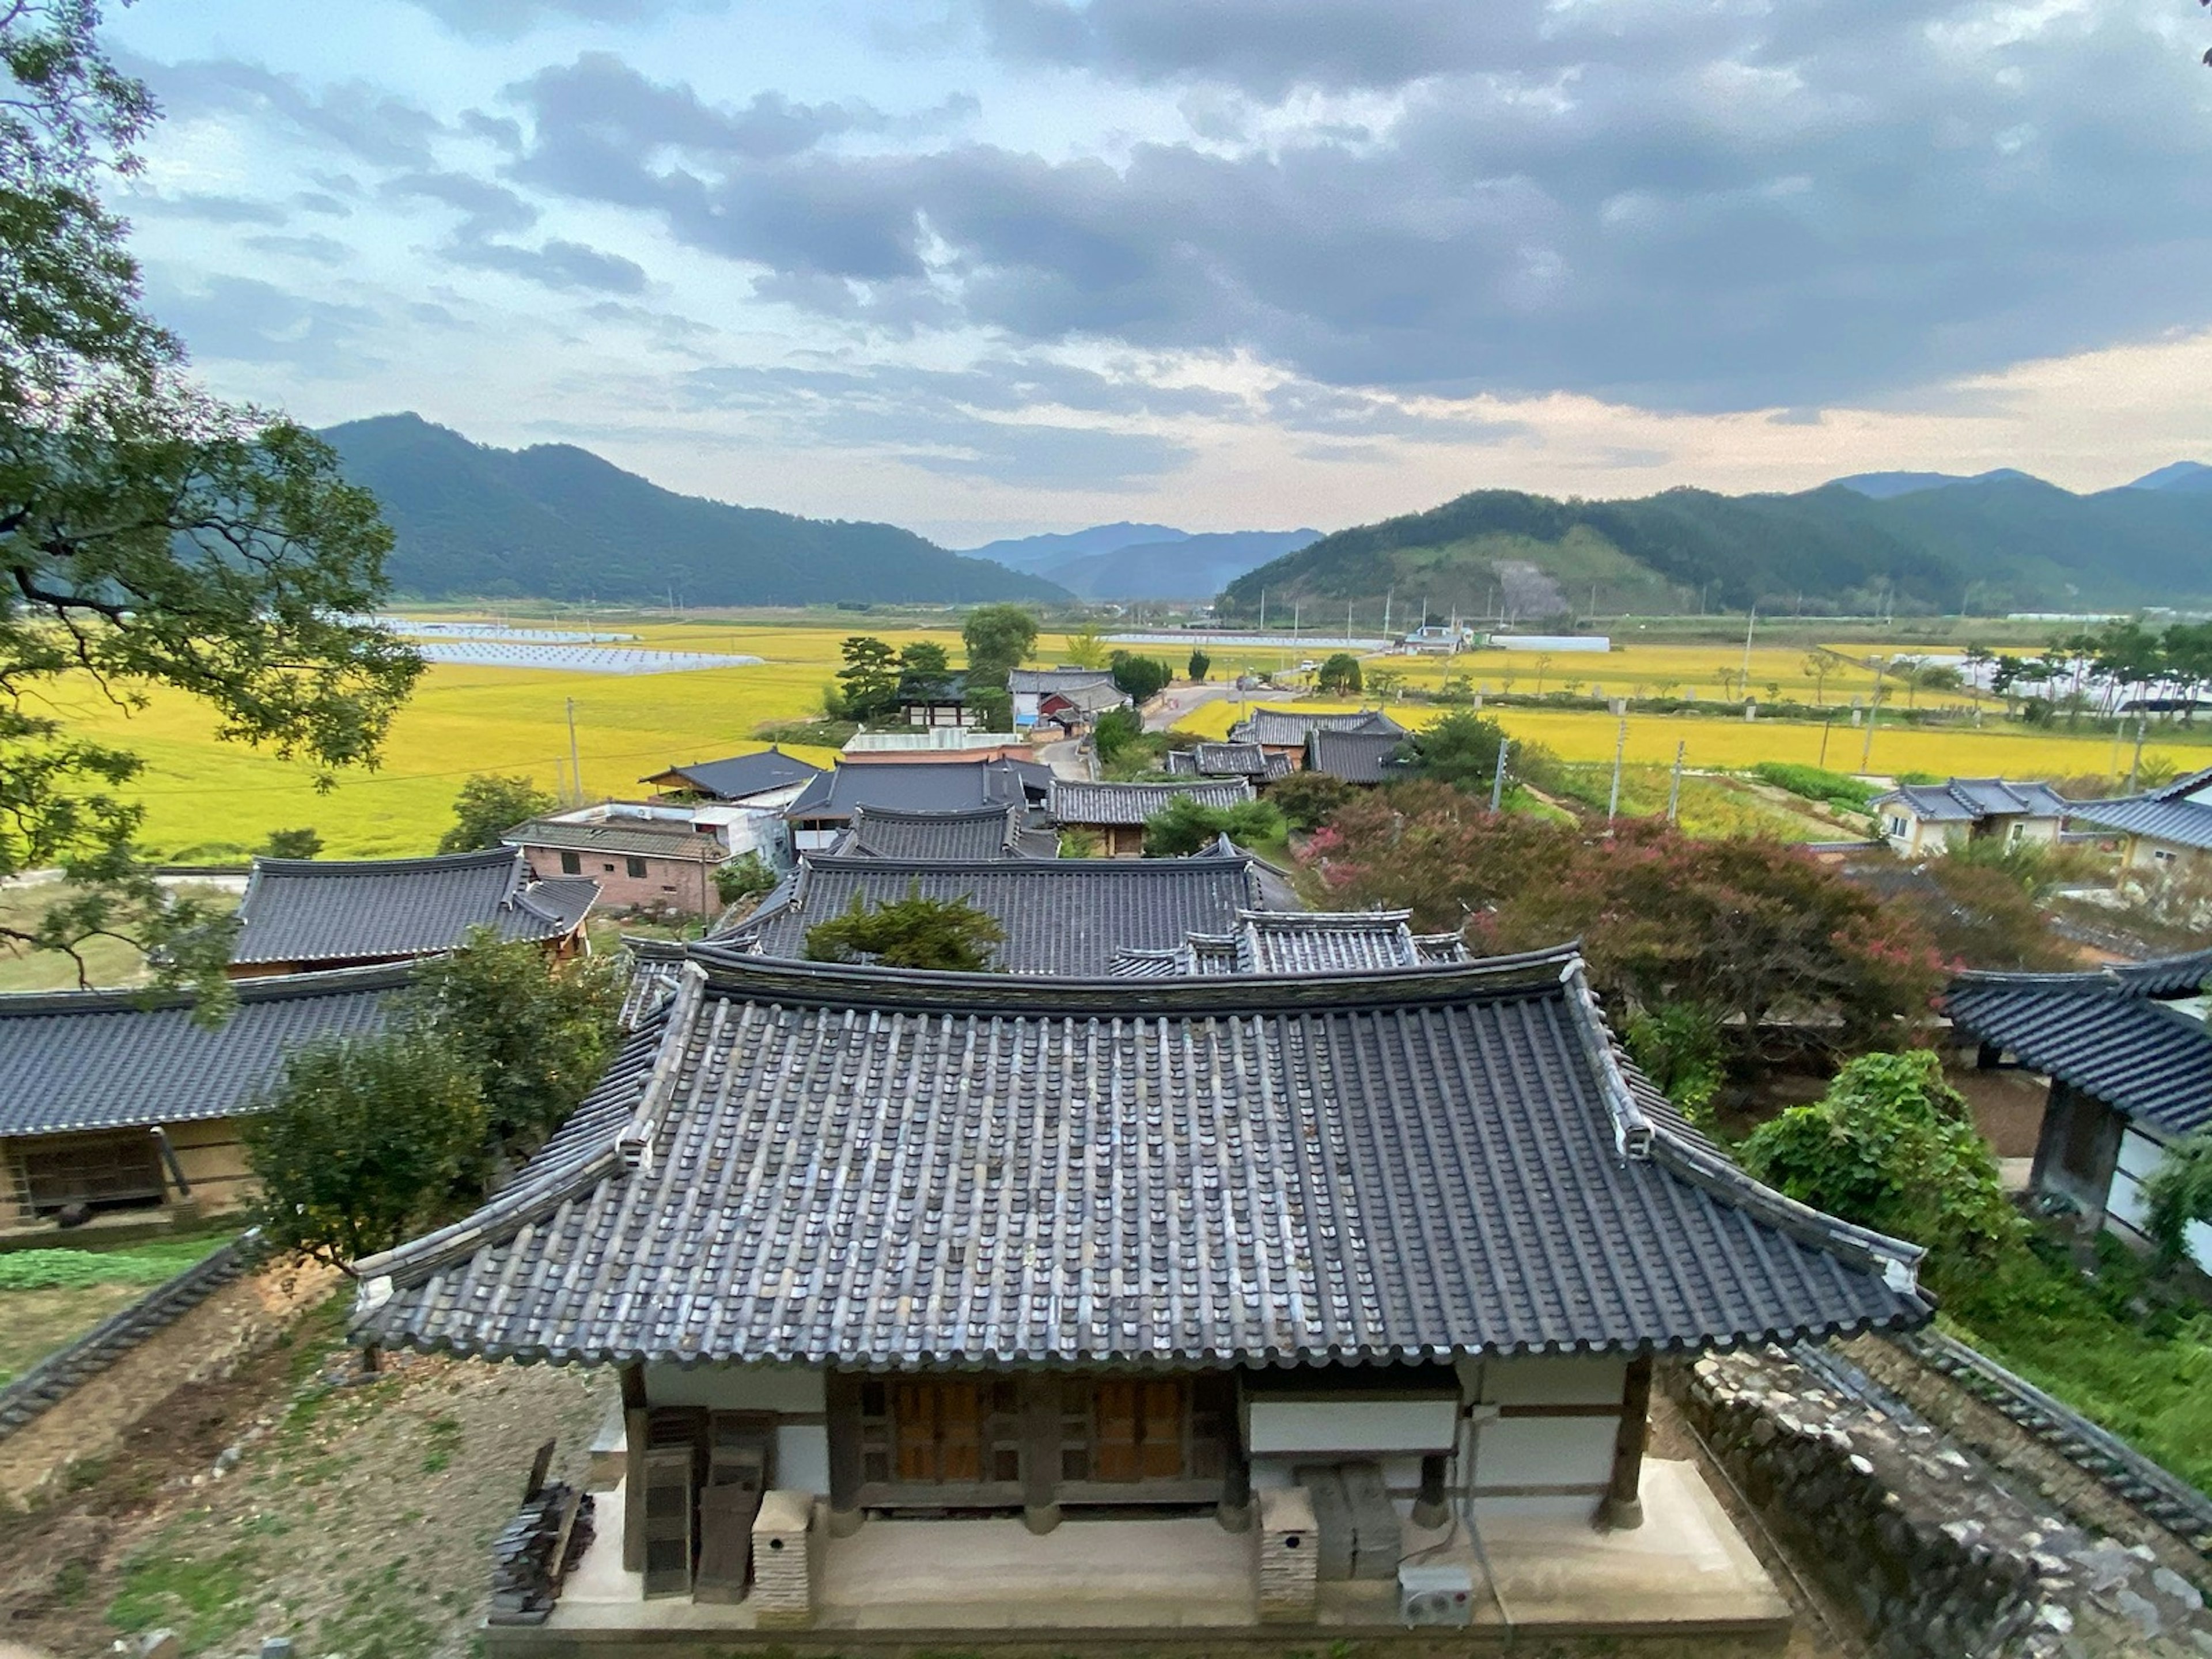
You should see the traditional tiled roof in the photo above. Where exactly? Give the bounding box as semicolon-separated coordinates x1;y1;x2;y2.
2113;947;2212;998
1229;707;1407;748
1308;728;1412;785
0;963;411;1138
505;818;724;865
1164;742;1273;778
786;758;1050;825
897;672;969;704
618;936;688;1030
1111;909;1468;977
1049;778;1256;826
642;747;822;802
351;948;1930;1369
834;804;1056;861
1870;778;2071;824
1009;668;1120;696
1945;957;2212;1138
737;851;1267;975
230;849;596;967
1038;679;1130;716
2065;766;2212;851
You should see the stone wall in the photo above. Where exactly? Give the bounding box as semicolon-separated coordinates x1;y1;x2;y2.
1668;1346;2212;1659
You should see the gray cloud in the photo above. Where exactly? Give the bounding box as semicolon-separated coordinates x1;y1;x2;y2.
403;0;730;42
1263;383;1529;446
122;191;290;226
244;232;355;266
145;273;380;375
499;9;2212;413
445;235;649;294
134;56;442;167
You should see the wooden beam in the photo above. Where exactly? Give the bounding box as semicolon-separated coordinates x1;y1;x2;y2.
1019;1374;1063;1534
824;1370;866;1537
1595;1354;1654;1531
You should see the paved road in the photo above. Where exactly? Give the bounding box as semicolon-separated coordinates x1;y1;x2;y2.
1037;735;1093;781
1145;683;1240;733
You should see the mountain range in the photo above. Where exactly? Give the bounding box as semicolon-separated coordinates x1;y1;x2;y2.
323;414;1066;606
1221;466;2212;622
962;524;1321;598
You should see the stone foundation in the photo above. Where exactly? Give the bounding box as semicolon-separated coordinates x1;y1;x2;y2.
1255;1486;1317;1623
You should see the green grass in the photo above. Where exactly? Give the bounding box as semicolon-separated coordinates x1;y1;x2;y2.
107;1535;258;1654
0;1235;231;1290
1750;760;1880;811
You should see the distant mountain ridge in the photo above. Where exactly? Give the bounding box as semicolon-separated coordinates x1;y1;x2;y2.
1222;473;2212;620
964;524;1322;598
323;414;1067;606
1832;468;2037;499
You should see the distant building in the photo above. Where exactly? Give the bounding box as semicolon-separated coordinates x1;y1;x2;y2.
2065;764;2212;878
842;730;1025;759
782;757;1052;853
831;803;1058;861
639;747;823;810
1393;624;1473;655
1049;778;1258;858
1226;708;1407;772
1008;668;1127;730
1305;727;1412;787
226;848;596;979
1868;778;2070;859
505;814;729;918
0;964;407;1228
1164;741;1288;781
896;672;979;729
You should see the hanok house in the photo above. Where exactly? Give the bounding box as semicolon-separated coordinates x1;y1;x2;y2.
505;816;726;919
1009;668;1128;732
895;671;978;729
2065;763;2212;879
1109;907;1468;976
1946;948;2212;1272
737;844;1272;975
1163;741;1289;781
0;964;406;1229
782;757;1051;854
641;747;824;811
350;946;1927;1637
1868;777;2070;859
1048;778;1257;857
830;804;1058;861
226;847;597;979
1226;707;1407;772
1304;726;1412;787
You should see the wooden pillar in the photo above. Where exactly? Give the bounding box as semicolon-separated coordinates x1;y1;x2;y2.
620;1363;649;1572
1595;1354;1654;1531
824;1370;865;1537
1019;1375;1063;1535
1411;1453;1449;1531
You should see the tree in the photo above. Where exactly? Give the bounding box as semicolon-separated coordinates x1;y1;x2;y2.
1622;1002;1726;1131
1;5;422;992
1900;840;2078;972
805;886;1006;971
1063;625;1108;670
244;1032;486;1271
836;634;899;721
259;828;323;860
1093;704;1144;763
1267;770;1352;832
897;639;951;681
403;927;623;1176
437;773;554;854
1740;1050;2018;1299
1314;653;1362;695
1109;650;1172;703
1187;648;1210;683
1142;794;1287;856
961;605;1039;690
2141;1133;2212;1273
714;850;777;906
1403;709;1507;794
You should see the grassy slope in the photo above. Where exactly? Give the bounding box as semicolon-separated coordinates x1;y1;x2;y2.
0;1233;236;1385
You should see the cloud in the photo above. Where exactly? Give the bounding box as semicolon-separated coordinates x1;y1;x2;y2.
445;236;650;294
497;7;2212;413
135;56;443;167
402;0;730;42
899;422;1191;489
244;232;355;266
144;274;380;375
122;191;290;226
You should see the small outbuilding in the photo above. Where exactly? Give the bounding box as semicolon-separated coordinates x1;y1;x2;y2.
641;747;824;809
1048;778;1257;857
2065;764;2212;879
505;816;728;918
1868;778;2069;859
1226;708;1406;772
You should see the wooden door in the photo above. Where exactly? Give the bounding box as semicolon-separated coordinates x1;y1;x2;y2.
1090;1378;1190;1483
892;1380;988;1482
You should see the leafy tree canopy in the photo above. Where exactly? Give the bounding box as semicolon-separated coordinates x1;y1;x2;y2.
898;638;951;683
1314;652;1362;695
1142;793;1287;857
1266;770;1351;832
1404;709;1508;794
1108;650;1172;703
1;2;419;992
437;772;554;853
1093;704;1144;763
960;604;1039;690
836;634;899;721
258;827;322;860
805;885;1006;971
713;849;777;906
2142;1132;2212;1273
1187;648;1211;683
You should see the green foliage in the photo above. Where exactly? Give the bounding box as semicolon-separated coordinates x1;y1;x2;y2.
2142;1132;2212;1272
967;685;1012;730
1141;794;1289;857
1108;650;1173;703
1404;709;1508;794
1740;1051;2017;1298
436;774;553;854
960;604;1040;690
898;639;950;679
1267;770;1353;832
403;929;623;1173
1313;652;1362;695
1751;761;1877;810
1904;843;2078;971
836;635;899;722
1063;624;1108;669
804;885;1006;972
0;1238;225;1291
1187;648;1211;682
244;1033;487;1270
1622;1003;1726;1130
1093;704;1145;763
259;827;324;860
0;6;422;997
713;850;777;906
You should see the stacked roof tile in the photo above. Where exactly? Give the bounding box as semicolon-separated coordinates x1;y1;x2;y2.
834;804;1056;861
641;747;823;802
230;849;596;968
1050;778;1256;825
2065;765;2212;851
1308;727;1412;785
0;963;411;1138
1164;742;1275;778
1872;778;2070;824
352;948;1930;1368
785;757;1051;826
617;936;688;1030
1112;909;1468;976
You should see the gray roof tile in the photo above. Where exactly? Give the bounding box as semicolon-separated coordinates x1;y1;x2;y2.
2065;766;2212;850
834;804;1054;861
786;758;1051;824
0;964;411;1137
1166;742;1273;778
353;950;1929;1368
1308;728;1412;785
1008;668;1120;695
230;849;597;967
643;748;823;801
1112;910;1469;976
1871;778;2070;823
506;819;724;863
1050;778;1256;826
1230;707;1407;748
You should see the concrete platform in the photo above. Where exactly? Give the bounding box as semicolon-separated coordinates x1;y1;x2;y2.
532;1459;1789;1645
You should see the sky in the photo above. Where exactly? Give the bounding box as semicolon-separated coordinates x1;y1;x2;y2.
103;0;2212;547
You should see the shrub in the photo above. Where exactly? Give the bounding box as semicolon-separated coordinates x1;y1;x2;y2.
1622;1002;1726;1131
804;886;1006;971
1094;705;1145;763
1402;709;1508;794
1267;771;1353;832
2142;1132;2212;1272
438;774;554;854
1314;653;1363;695
1187;649;1210;682
1751;761;1877;811
259;828;323;859
714;851;778;906
1141;794;1289;857
1109;651;1173;703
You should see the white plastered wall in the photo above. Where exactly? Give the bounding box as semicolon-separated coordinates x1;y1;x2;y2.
642;1362;830;1496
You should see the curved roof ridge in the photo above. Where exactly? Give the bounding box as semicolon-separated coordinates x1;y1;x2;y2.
0;959;420;1018
250;846;522;876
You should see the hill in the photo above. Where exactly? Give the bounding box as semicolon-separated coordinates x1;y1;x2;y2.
323;414;1067;606
963;524;1320;596
965;522;1188;573
2127;462;2212;494
1221;478;2212;620
1832;468;2037;499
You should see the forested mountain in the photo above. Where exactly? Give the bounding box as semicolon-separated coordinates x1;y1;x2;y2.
324;414;1067;605
1220;476;2212;620
964;524;1320;596
967;522;1187;572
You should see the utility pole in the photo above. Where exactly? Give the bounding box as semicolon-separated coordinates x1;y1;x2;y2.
566;697;584;804
1383;586;1393;639
1859;666;1884;774
1607;717;1628;824
2128;713;2149;792
1666;740;1685;823
1741;603;1758;692
1490;738;1511;813
1819;711;1834;770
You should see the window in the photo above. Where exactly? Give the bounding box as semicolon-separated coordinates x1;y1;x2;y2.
626;856;648;878
2153;846;2177;863
1887;815;1908;839
602;862;616;873
2007;821;2025;846
858;1378;1020;1488
559;850;581;875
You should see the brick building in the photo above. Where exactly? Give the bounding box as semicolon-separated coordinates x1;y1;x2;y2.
506;816;728;918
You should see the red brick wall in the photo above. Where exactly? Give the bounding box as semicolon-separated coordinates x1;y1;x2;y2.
524;843;719;916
